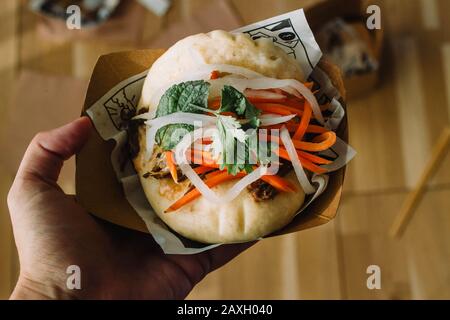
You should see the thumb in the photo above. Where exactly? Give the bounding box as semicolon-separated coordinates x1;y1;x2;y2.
16;117;92;185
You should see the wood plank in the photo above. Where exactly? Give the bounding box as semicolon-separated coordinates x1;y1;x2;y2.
343;52;406;193
18;1;73;76
337;192;412;299
0;167;15;299
0;0;19;300
188;220;341;299
72;41;134;80
403;188;450;298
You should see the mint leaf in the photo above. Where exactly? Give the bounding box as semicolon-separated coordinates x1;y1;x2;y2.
155;81;210;150
219;85;261;129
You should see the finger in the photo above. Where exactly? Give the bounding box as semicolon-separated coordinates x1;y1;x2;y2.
206;241;257;272
16;117;92;183
169;241;256;289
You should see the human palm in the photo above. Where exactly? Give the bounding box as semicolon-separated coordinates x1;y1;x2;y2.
8;117;251;300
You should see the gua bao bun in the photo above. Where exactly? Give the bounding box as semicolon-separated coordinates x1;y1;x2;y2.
132;30;342;244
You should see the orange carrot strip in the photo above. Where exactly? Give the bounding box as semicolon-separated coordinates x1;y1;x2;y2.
194;166;216;175
298;151;332;165
261;175;296;192
165;172;246;212
188;149;218;166
262;123;328;134
247;97;288;104
293;101;312;140
265;131;336;152
276;148;327;174
306;125;328;134
206;170;225;179
210;70;220;80
292;132;336;152
255;103;304;117
282;98;305;109
208;98;220;109
304;82;314;90
201;138;213;145
165;151;178;183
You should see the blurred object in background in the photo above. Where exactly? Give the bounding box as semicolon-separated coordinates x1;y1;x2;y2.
316;18;378;78
0;71;87;194
30;0;121;27
146;0;241;48
137;0;171;16
30;0;170;44
305;0;383;99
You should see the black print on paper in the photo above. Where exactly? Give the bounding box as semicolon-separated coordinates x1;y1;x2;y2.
243;18;313;69
103;76;145;130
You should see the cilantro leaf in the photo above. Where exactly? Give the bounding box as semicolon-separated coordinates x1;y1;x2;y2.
155;81;210;150
210;86;263;175
215;115;257;175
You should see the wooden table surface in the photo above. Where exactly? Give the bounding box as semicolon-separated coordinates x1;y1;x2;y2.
0;0;449;299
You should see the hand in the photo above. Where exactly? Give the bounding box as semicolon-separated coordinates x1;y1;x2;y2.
7;117;252;299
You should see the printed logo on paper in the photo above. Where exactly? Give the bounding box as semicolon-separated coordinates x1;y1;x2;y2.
103;77;146;130
242;18;313;69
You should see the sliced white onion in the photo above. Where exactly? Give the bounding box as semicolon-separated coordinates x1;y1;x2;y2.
149;64;265;106
202;76;323;124
280;127;316;194
244;89;286;100
195;63;264;79
281;86;302;98
144;112;217;157
259;114;296;126
221;78;323;124
174;128;222;203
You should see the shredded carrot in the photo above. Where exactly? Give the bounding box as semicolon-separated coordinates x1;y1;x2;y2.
261;175;296;192
206;170;224;179
188;149;218;166
208;98;220;109
261;129;336;152
210;70;220;80
276;148;327;174
165;172;246;212
255;103;304;117
293;101;312;140
261;122;329;134
165;151;178;183
194;166;216;175
304;82;314;90
282;98;305;109
306;125;328;134
267;131;336;152
298;151;332;165
289;132;336;152
247;97;288;104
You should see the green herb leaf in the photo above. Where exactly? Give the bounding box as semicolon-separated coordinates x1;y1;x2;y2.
210;86;262;175
215;115;257;175
218;85;261;129
155;80;210;150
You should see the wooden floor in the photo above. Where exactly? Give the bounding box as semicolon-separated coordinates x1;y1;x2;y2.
0;0;449;299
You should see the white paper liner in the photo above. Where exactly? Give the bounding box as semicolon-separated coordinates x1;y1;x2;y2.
85;9;356;254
